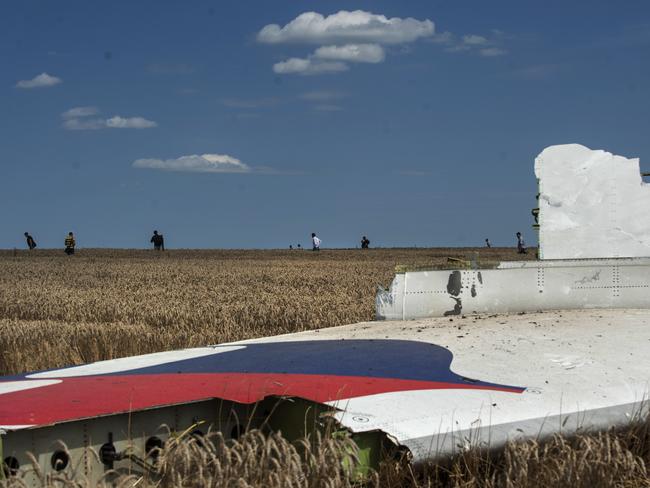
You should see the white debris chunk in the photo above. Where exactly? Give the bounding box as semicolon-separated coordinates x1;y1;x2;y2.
535;144;650;259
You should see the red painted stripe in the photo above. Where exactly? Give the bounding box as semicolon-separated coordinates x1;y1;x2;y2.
0;373;522;427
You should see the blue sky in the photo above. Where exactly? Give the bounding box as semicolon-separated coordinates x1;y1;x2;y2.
2;1;650;249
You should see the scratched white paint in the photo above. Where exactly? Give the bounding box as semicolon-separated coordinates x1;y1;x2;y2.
222;309;650;459
376;258;650;319
315;309;650;460
535;144;650;259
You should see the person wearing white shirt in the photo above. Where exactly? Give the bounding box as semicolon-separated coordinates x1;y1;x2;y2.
311;233;321;251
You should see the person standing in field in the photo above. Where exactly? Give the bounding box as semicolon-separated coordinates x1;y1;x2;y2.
24;232;36;250
361;236;370;249
151;230;165;251
64;232;75;255
311;233;321;251
485;238;491;248
516;232;527;254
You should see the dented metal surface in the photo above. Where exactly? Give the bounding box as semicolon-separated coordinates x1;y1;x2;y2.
376;257;650;320
326;310;650;460
3;308;650;481
535;144;650;259
0;333;523;482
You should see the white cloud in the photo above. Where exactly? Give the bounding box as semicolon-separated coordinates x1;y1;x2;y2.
133;154;251;173
462;34;488;46
63;118;106;130
260;10;433;75
274;57;309;73
445;44;471;53
314;43;385;63
430;31;454;45
16;73;62;89
273;57;348;75
61;106;99;119
273;44;383;75
299;91;347;111
61;107;157;130
106;116;157;129
440;31;509;57
479;47;507;57
262;11;507;74
258;10;434;45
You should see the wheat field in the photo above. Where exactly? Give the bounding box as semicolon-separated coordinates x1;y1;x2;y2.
5;247;650;487
0;247;532;375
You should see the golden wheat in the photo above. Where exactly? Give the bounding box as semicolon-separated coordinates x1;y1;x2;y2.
4;421;650;487
0;248;531;375
16;247;650;488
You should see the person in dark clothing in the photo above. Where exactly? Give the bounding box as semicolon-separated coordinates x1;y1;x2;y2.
151;230;165;251
531;207;540;224
24;232;36;250
361;236;370;249
64;232;75;255
516;232;527;254
485;238;491;248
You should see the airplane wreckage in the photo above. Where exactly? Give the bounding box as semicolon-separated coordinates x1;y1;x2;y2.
2;143;650;484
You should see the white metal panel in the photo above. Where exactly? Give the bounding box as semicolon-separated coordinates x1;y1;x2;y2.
318;309;650;461
535;144;650;259
377;259;650;320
